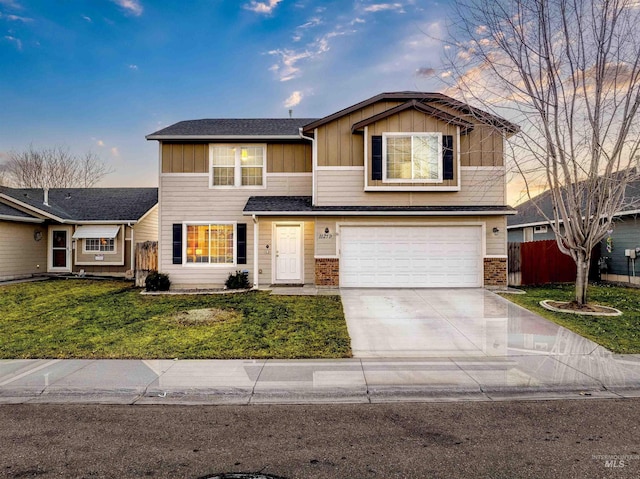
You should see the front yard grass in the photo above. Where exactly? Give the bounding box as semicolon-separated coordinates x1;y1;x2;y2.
0;279;351;359
500;283;640;354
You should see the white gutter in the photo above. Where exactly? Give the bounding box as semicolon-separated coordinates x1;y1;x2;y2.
0;193;65;223
507;208;640;230
298;127;316;206
0;215;44;223
146;134;302;141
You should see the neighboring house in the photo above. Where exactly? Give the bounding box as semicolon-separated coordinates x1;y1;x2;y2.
146;92;518;290
0;187;158;281
507;179;640;284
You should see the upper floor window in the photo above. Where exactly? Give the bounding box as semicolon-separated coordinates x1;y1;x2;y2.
210;145;265;188
383;133;442;183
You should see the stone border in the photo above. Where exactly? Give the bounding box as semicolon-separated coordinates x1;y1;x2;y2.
539;300;622;317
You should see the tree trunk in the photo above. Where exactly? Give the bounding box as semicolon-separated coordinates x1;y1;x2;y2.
574;252;591;305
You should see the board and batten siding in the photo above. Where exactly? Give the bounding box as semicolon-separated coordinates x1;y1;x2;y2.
365;109;460;188
314;215;506;257
316;101;403;167
315;101;505;169
161;142;312;174
159;174;312;288
315;168;505;207
0;221;47;281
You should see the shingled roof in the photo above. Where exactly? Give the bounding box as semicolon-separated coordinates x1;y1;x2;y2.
0;201;41;221
508;179;640;228
146;118;318;139
244;196;515;215
0;187;158;222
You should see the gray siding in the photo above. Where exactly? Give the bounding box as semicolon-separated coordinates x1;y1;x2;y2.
601;216;640;276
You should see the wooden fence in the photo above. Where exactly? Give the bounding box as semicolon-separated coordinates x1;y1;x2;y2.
508;239;600;286
135;241;158;287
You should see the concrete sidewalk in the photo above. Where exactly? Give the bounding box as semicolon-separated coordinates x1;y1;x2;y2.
1;353;640;405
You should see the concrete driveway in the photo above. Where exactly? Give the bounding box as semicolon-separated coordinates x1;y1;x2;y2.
340;288;601;358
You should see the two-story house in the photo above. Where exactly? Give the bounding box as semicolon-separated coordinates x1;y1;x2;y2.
146;92;518;290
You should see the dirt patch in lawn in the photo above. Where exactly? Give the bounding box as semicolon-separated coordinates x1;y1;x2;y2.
172;308;242;326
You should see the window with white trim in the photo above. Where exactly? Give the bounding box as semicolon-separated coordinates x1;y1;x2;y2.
383;133;442;182
84;238;115;252
210;145;265;187
534;225;548;234
185;223;235;265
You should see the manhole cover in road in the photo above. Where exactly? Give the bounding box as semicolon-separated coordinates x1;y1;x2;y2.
198;474;287;479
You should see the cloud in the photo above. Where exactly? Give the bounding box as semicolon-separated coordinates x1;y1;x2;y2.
0;0;22;9
0;12;32;22
268;49;312;81
82;15;92;23
284;91;303;108
363;3;405;13
97;140;105;147
415;67;436;78
269;27;356;81
110;147;120;157
4;35;22;50
110;0;143;16
128;64;138;70
244;0;283;14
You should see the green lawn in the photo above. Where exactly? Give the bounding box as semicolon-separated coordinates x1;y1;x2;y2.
500;283;640;354
0;279;351;359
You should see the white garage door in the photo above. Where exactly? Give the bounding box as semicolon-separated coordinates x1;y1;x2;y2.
340;225;483;288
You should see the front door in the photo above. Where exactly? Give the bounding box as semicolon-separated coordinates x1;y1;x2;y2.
274;224;303;283
49;226;72;272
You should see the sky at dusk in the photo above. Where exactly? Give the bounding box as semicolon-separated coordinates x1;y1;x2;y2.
0;0;455;189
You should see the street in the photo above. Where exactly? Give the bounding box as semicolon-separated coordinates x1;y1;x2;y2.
1;399;639;478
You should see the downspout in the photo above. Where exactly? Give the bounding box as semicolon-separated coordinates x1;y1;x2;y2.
128;222;135;273
252;214;259;289
298;127;316;206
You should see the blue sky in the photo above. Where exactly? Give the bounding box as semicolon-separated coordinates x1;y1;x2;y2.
0;0;450;187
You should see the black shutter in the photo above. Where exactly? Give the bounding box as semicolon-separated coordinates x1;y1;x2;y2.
237;223;247;264
371;135;383;180
443;135;454;180
172;224;182;264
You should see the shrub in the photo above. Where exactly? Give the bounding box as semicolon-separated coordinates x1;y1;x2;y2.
145;271;171;292
225;271;250;290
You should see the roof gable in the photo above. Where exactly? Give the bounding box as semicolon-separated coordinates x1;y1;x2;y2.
351;100;475;134
303;92;519;134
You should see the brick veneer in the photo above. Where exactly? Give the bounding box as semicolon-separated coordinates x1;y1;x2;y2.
484;257;507;287
315;258;339;286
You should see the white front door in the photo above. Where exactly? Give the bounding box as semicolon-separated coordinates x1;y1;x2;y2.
48;226;72;272
274;224;303;283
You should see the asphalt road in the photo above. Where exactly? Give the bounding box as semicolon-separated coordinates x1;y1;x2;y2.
1;399;639;478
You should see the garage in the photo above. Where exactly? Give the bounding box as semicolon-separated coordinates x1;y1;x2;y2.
339;225;483;288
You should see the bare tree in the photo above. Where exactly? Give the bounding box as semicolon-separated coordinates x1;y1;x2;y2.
444;0;640;304
2;145;113;188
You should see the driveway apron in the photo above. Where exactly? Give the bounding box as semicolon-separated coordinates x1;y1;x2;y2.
340;288;601;358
